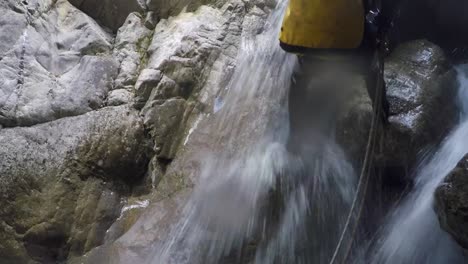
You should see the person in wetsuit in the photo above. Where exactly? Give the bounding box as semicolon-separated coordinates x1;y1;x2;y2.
279;0;391;134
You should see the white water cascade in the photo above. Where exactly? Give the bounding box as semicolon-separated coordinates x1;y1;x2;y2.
367;65;468;264
146;1;358;263
143;4;468;264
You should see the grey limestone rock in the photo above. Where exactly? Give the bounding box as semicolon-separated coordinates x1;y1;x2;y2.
0;105;150;262
107;89;134;106
135;68;163;107
0;0;118;127
142;98;187;159
113;13;153;92
69;1;278;263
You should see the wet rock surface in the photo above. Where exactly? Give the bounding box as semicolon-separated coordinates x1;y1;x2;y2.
336;40;458;177
1;0;274;262
435;154;468;250
1;0;467;263
381;40;458;171
69;1;282;262
334;75;373;167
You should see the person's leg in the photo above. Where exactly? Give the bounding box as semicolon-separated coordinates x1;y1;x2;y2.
287;49;388;263
287;52;343;155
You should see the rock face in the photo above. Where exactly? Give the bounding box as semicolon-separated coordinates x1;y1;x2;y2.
0;106;150;263
0;1;164;260
113;12;153;93
0;0;465;263
334;75;373;167
68;0;146;32
0;0;275;262
435;154;468;250
381;40;457;172
0;0;118;127
68;1;288;262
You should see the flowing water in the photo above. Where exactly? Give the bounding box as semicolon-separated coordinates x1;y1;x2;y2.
147;1;358;263
145;2;468;264
366;65;468;264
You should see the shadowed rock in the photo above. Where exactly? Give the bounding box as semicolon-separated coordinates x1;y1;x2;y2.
435;154;468;251
68;0;146;32
381;40;458;173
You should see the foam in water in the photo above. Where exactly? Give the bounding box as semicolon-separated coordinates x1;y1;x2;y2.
146;1;358;263
367;65;468;264
146;2;296;263
254;138;356;264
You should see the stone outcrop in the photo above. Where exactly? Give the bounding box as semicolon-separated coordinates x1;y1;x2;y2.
0;106;150;263
435;154;468;250
0;0;118;127
112;12;153;94
336;40;458;180
381;40;457;173
68;1;285;263
1;0;466;263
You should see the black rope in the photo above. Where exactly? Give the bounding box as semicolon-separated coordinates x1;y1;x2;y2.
329;45;386;264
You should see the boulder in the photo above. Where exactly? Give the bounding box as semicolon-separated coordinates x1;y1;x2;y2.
435;154;468;250
335;40;459;242
381;40;458;171
0;106;151;262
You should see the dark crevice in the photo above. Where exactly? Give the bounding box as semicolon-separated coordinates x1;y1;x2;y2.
157;157;173;173
0;104;134;130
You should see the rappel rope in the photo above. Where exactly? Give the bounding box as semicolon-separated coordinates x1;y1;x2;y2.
328;0;409;260
329;49;386;264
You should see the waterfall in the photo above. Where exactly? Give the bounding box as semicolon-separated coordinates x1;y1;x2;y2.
367;65;468;264
147;2;296;263
147;1;358;263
